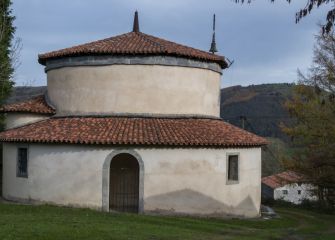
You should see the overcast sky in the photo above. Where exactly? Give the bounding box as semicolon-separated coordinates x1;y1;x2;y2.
12;0;331;88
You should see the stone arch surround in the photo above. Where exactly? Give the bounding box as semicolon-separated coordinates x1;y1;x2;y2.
102;149;144;213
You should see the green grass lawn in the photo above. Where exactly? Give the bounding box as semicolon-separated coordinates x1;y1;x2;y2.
0;202;334;240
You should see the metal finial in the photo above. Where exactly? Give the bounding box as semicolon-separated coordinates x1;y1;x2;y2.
133;10;140;32
213;13;216;32
209;14;218;54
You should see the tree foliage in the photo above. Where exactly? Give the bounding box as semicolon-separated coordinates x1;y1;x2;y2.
0;0;15;106
234;0;335;33
283;33;335;207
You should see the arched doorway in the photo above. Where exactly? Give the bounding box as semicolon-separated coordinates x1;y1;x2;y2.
109;153;139;213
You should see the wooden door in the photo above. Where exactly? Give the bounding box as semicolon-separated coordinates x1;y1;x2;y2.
109;153;139;213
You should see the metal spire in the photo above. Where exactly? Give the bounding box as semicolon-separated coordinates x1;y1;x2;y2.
209;14;218;54
133;10;140;32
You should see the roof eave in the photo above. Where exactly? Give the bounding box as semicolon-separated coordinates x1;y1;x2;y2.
39;53;228;71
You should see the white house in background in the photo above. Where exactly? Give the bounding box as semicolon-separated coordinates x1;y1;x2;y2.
262;171;316;204
0;12;267;217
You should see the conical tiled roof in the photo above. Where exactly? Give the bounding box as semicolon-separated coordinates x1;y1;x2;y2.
38;31;227;68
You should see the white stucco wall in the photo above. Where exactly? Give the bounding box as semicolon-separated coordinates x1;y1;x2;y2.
47;65;221;117
274;183;317;204
5;113;50;130
2;143;261;217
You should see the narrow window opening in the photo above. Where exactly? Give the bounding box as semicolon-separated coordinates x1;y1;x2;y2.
227;155;239;183
282;190;288;195
17;148;28;178
298;190;301;195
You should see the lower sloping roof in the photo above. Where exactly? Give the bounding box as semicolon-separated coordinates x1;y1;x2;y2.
262;171;303;189
0;116;267;148
0;95;55;115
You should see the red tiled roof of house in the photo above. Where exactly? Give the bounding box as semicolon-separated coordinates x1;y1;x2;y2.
262;171;303;189
0;117;267;147
0;95;55;115
38;32;228;68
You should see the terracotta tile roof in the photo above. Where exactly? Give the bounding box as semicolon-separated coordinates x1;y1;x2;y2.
262;171;303;189
0;95;55;115
38;32;228;68
0;117;267;147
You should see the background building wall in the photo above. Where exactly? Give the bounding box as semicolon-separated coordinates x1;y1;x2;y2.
2;143;261;217
274;183;317;204
47;64;221;117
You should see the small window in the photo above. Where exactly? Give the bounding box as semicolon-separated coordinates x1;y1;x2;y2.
298;190;301;195
17;147;28;178
227;154;239;183
282;190;288;195
298;183;302;186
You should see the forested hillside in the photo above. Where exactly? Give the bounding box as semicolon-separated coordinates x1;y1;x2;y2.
221;83;294;142
6;86;46;104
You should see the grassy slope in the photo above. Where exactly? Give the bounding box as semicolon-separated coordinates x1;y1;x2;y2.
0;203;334;240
